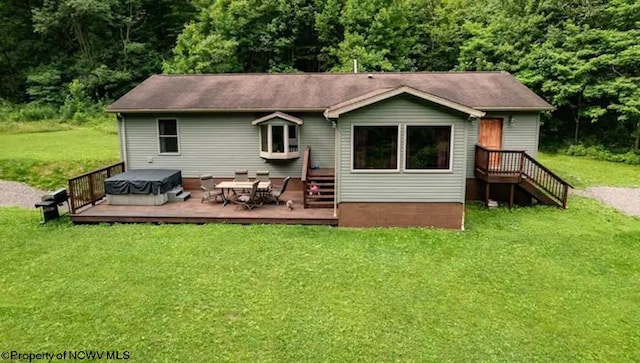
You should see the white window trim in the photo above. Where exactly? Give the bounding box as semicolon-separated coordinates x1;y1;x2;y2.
350;124;401;173
258;123;301;159
156;118;180;155
402;124;454;173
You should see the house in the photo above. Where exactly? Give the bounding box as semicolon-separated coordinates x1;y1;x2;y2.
103;72;570;229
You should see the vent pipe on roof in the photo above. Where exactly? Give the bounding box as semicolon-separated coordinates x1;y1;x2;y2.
353;59;358;73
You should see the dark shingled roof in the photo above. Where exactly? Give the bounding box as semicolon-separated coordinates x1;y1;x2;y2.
107;72;553;113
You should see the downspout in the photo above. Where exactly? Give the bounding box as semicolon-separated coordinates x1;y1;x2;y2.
117;113;127;166
461;114;470;231
332;118;338;218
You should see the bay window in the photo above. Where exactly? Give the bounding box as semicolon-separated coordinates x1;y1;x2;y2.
258;123;300;159
253;112;303;160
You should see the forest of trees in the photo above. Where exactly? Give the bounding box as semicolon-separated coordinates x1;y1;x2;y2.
1;0;638;151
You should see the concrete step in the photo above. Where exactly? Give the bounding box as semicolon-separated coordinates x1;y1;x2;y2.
169;191;191;202
168;186;191;202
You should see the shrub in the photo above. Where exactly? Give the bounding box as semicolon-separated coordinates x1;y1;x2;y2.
565;144;640;165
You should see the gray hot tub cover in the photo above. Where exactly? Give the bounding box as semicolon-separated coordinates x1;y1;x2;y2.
104;169;182;195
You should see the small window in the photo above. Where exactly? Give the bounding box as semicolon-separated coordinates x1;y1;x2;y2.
158;119;179;154
405;126;452;170
353;126;399;170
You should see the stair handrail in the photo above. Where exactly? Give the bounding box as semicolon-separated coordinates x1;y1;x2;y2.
302;146;311;182
521;153;573;208
522;153;573;189
302;146;311;208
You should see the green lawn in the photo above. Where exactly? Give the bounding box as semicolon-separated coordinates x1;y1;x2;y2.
2;125;640;360
0;128;119;190
539;152;640;188
1;199;639;361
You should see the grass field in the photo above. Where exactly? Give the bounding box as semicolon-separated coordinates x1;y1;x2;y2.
1;198;639;362
539;152;640;188
0;127;119;190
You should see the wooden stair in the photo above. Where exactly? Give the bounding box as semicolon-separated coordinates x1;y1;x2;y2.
301;147;335;209
305;168;335;208
475;145;572;209
518;178;562;207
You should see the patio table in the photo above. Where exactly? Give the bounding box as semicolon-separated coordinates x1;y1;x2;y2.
215;181;271;206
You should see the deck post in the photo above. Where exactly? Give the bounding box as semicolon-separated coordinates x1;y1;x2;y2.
518;152;525;181
88;173;96;206
509;184;515;209
68;180;76;214
485;181;490;208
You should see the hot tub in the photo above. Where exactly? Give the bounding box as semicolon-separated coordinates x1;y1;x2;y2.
105;169;182;205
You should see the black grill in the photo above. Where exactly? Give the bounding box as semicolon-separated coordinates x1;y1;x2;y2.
35;188;69;224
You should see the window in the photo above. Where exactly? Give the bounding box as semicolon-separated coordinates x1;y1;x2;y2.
288;125;298;152
258;123;300;159
353;126;399;170
260;125;269;152
405;125;452;170
158;119;179;154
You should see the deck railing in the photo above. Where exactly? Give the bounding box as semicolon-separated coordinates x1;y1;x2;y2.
522;153;571;208
68;162;125;214
475;145;572;208
301;146;311;208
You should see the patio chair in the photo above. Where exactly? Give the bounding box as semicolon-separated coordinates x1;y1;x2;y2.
234;180;262;210
255;170;270;182
268;176;291;205
234;170;249;182
200;174;223;203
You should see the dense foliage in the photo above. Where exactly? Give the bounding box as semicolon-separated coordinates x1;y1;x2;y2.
1;0;638;150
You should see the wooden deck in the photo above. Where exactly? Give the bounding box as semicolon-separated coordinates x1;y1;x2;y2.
70;189;338;226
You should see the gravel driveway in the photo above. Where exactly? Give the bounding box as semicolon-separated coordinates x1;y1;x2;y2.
0;180;48;209
572;187;640;217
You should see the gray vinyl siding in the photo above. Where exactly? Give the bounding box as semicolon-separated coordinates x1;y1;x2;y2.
121;113;334;178
466;112;541;176
338;96;467;203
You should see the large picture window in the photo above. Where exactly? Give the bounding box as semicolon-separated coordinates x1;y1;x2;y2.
158;119;179;154
353;126;399;170
405;125;452;170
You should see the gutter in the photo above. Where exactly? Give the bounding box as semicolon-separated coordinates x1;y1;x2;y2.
105;107;327;114
475;106;555;112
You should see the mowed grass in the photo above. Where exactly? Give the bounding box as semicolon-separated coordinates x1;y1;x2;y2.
538;152;640;188
0;128;119;190
1;198;639;362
